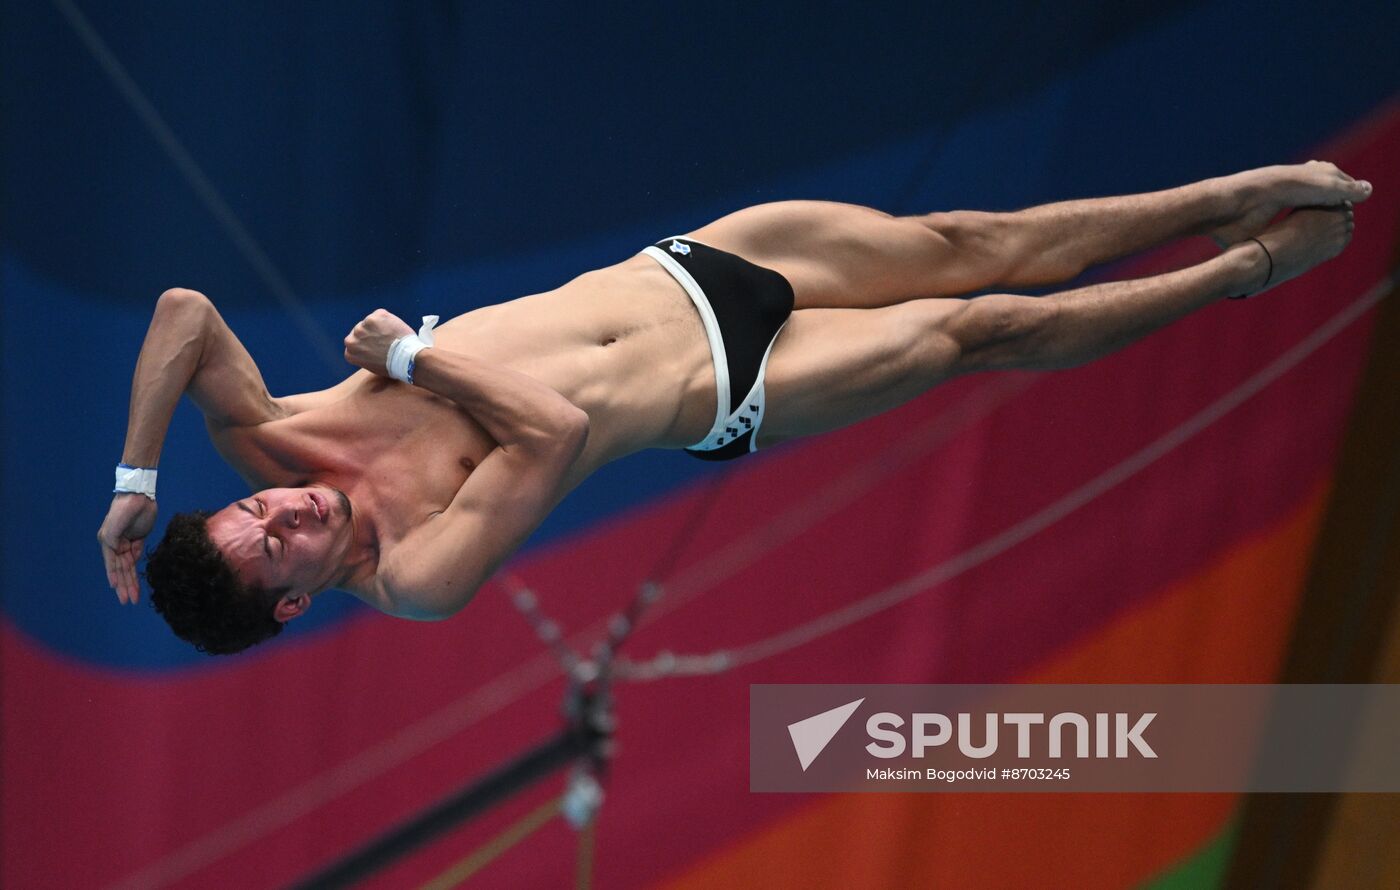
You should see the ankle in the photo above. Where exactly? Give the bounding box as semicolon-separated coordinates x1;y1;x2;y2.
1224;238;1272;299
1198;174;1251;236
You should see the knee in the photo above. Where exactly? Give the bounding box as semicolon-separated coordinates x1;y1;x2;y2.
923;210;1083;287
940;293;1060;372
917;211;1023;282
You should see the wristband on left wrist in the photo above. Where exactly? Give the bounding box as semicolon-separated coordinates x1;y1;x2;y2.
114;463;157;500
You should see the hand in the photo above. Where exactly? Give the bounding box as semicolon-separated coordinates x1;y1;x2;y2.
98;493;158;604
344;309;414;377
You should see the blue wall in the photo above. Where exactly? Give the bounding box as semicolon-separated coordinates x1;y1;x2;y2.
3;0;1397;668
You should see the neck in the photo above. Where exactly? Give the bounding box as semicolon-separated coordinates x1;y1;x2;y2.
309;477;382;595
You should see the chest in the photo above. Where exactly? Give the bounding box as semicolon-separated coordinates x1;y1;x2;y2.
346;379;493;491
226;380;492;541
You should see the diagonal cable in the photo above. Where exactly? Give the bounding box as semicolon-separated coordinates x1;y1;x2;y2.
50;0;344;372
614;275;1395;680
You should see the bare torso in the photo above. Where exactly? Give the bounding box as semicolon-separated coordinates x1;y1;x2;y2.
210;252;719;577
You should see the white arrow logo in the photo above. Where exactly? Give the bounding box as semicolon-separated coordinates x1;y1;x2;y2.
787;698;864;771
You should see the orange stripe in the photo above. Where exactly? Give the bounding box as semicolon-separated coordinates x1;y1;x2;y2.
656;480;1329;890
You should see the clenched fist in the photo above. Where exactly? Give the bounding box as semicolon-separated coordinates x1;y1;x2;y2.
344;308;414;376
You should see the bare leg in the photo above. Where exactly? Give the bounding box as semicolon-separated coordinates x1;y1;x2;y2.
684;162;1370;312
758;203;1354;446
1009;161;1372;283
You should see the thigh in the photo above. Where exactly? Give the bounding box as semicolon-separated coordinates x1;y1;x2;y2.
683;200;997;311
755;299;963;448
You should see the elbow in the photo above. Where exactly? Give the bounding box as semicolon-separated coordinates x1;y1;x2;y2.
514;405;589;461
434;580;487;620
539;398;589;446
157;287;209;309
423;603;465;622
151;288;214;357
554;406;591;457
385;583;480;622
155;288;212;328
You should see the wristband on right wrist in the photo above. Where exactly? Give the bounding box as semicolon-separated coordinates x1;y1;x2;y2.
386;315;440;384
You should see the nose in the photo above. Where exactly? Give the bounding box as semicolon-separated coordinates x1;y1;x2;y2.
273;503;301;529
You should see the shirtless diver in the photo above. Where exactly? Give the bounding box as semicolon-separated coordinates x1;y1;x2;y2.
97;162;1370;654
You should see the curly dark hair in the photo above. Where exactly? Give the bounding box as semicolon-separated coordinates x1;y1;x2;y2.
144;510;288;655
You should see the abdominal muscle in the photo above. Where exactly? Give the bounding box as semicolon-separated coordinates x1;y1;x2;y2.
431;253;718;464
260;253;720;497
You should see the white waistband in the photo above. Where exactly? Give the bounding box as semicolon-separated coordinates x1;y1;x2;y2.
641;243;731;448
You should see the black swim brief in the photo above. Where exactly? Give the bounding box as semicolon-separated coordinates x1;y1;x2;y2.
641;237;795;461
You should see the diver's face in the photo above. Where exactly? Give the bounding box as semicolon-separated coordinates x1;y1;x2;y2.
205;484;352;601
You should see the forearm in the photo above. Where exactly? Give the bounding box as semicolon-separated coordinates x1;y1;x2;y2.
958;241;1265;371
411;349;588;451
1000;175;1241;284
120;289;210;467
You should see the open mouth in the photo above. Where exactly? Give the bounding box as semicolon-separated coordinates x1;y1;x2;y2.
308;491;327;523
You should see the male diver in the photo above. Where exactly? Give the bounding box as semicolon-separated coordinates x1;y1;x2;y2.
98;162;1369;654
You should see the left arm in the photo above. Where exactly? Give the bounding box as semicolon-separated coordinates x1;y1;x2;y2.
374;422;588;619
343;309;591;618
345;308;582;448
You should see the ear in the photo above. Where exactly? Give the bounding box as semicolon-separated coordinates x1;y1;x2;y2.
273;591;312;623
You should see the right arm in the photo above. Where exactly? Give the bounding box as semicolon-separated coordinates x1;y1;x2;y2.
99;288;285;604
120;288;285;463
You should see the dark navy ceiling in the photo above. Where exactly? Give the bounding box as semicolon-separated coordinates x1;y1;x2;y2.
8;2;1207;302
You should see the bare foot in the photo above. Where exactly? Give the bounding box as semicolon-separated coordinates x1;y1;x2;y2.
1209;161;1372;249
1233;202;1354;298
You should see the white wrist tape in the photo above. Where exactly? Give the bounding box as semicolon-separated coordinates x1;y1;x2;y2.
114;464;157;500
386;315;439;384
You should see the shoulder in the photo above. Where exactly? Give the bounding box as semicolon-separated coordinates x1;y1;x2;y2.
370;544;465;622
340;572;449;621
370;508;499;622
